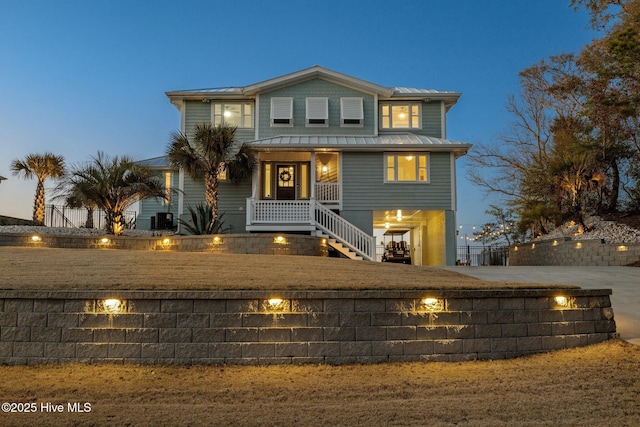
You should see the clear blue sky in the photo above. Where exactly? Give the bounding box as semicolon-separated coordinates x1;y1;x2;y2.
0;0;598;236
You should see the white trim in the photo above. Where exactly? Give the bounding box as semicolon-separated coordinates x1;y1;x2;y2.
255;94;260;139
340;97;363;127
177;168;185;233
450;152;457;211
270;97;294;127
374;94;379;136
383;152;430;184
441;101;446;138
305;97;328;127
379;102;422;130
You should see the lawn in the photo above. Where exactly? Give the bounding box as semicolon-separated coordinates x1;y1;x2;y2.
0;247;575;290
0;340;638;426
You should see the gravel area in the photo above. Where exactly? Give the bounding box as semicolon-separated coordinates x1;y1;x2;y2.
533;216;640;243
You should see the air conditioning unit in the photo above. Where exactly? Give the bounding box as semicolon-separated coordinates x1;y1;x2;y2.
156;212;173;230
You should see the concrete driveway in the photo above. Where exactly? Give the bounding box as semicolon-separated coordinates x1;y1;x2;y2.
443;266;640;346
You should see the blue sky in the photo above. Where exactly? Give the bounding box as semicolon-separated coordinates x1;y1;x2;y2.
0;0;598;236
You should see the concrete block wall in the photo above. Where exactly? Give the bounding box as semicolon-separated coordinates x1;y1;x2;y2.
510;238;640;266
0;233;328;257
0;289;616;365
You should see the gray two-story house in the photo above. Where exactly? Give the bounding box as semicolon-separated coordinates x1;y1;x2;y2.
138;66;471;266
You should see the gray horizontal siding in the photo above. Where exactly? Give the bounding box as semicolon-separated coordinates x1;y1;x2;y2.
138;170;179;230
342;151;452;211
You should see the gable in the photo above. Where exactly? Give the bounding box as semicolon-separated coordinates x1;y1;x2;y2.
258;78;376;138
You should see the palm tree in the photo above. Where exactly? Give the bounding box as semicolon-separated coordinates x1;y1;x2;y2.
64;152;167;235
166;123;256;222
10;152;66;226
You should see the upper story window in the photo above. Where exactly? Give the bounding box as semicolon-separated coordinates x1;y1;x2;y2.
271;97;294;126
341;97;363;127
385;153;429;183
306;97;328;127
213;103;253;128
380;103;421;129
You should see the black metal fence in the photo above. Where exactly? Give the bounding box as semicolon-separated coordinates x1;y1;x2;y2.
456;245;510;266
44;205;137;230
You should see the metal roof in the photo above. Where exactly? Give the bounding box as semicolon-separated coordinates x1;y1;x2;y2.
249;134;471;154
135;156;169;167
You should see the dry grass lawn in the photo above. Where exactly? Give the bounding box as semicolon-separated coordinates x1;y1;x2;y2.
0;340;637;426
0;247;574;290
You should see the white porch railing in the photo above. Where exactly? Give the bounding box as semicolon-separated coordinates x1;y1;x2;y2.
247;199;313;224
246;198;375;261
315;182;340;204
314;202;375;261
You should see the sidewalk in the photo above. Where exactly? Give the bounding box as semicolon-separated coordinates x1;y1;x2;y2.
442;266;640;346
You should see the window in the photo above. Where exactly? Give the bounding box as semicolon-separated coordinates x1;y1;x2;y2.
212;103;253;128
341;97;363;126
271;97;294;126
306;97;328;126
385;153;429;182
380;103;420;129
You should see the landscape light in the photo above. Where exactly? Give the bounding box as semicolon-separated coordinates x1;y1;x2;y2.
100;237;110;244
266;298;288;312
422;297;444;311
617;245;628;252
554;296;568;307
212;236;223;244
31;235;42;242
274;236;286;244
103;298;123;314
268;298;283;306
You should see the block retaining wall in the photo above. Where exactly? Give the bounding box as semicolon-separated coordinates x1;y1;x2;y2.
0;289;616;365
0;233;327;257
510;238;640;266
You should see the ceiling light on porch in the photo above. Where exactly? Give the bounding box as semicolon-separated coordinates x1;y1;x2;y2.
321;165;329;174
385;222;390;229
396;210;402;221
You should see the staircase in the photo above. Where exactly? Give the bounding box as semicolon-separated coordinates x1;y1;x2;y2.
314;203;375;261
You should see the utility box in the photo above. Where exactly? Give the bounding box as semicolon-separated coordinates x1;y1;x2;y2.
156;212;173;229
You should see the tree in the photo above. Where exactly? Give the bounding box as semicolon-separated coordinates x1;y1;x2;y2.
166;123;256;223
473;205;521;246
63;152;167;235
10;152;66;226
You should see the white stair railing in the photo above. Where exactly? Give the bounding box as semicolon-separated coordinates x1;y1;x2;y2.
314;202;375;261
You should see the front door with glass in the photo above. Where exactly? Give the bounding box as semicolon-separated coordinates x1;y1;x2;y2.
276;165;296;200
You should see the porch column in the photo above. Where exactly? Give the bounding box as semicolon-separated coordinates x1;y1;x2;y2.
310;152;316;199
